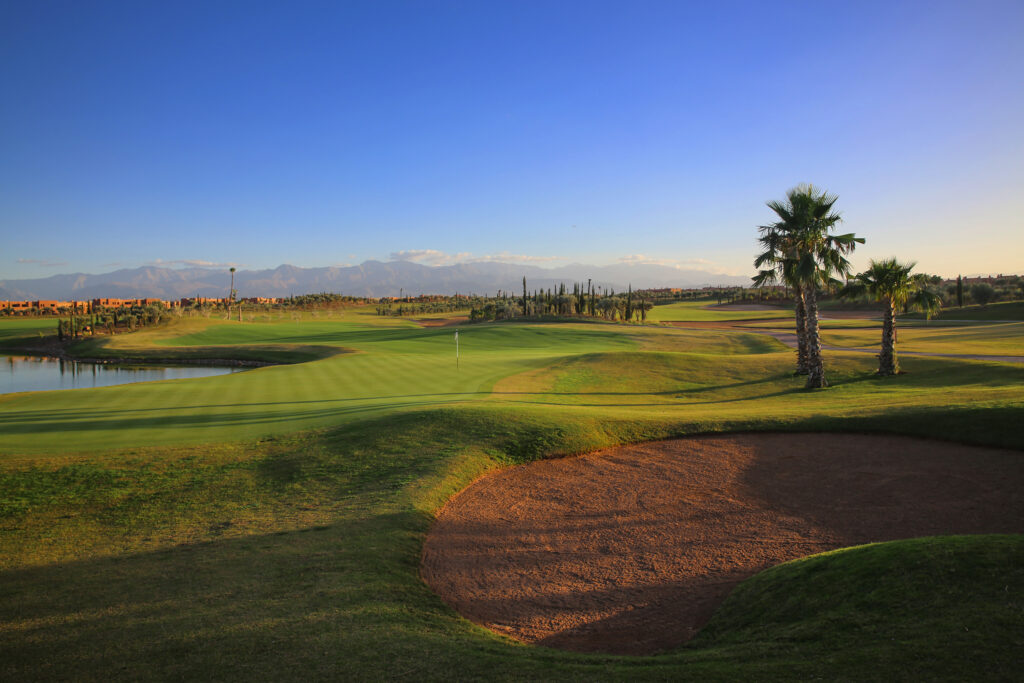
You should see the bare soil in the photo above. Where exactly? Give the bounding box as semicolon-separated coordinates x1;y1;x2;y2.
415;316;469;327
421;433;1024;655
707;303;787;311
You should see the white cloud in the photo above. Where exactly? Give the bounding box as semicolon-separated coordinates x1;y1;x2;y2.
389;249;563;266
471;251;564;264
148;258;242;268
16;258;67;267
616;254;740;275
389;249;472;266
617;254;677;266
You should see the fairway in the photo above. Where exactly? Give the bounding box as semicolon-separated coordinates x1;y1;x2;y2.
818;322;1024;356
645;300;793;322
2;313;1023;680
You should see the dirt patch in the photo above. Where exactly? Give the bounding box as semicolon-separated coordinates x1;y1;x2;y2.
707;303;787;311
415;316;468;327
421;433;1024;655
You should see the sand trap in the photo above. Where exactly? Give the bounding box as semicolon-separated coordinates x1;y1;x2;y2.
421;433;1024;655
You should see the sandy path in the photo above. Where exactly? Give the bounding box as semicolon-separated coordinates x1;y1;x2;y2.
421;434;1024;655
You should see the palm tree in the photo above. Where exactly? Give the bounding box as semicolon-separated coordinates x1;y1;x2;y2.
228;266;237;321
754;224;809;374
841;259;941;375
758;185;863;388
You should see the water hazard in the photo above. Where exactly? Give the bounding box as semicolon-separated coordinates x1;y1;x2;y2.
1;355;245;394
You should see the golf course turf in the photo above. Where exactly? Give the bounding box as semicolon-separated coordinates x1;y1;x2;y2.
1;306;1022;680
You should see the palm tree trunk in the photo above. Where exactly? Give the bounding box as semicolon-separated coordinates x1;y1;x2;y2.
879;297;898;375
794;285;809;375
803;287;827;388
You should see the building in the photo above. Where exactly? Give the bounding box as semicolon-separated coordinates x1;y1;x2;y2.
1;301;33;312
91;298;133;309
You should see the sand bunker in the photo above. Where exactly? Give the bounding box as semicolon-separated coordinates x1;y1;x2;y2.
421;433;1024;655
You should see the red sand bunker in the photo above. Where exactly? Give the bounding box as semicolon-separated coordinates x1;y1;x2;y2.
421;433;1024;655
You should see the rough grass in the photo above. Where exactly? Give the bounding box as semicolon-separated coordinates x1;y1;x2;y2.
1;314;1022;680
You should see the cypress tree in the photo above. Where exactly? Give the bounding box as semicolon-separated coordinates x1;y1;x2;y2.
956;275;964;308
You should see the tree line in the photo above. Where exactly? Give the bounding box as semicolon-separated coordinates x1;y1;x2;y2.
57;304;171;340
467;280;656;323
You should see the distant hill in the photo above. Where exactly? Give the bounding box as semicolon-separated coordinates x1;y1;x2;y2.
0;261;750;300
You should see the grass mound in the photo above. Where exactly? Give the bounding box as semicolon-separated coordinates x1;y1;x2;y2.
693;535;1024;678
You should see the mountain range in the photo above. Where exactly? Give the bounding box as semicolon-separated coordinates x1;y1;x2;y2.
0;261;751;301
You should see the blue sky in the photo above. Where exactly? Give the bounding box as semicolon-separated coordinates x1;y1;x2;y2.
2;0;1022;280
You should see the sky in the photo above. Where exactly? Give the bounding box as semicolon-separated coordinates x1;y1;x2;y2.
2;0;1023;281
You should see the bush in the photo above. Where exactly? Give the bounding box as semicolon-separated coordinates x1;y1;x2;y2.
970;283;996;306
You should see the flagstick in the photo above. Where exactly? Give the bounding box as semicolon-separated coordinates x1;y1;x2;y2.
455;329;459;370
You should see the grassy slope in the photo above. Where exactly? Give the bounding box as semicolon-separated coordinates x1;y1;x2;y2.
694;535;1024;679
1;315;1022;680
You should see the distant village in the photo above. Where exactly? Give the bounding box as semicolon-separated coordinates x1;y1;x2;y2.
2;273;1019;317
1;296;280;314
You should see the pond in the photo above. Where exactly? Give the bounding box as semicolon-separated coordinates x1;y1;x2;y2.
0;355;246;394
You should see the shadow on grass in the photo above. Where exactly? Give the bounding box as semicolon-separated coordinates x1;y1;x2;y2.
0;509;496;681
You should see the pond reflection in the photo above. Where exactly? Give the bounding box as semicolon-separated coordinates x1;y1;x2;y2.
1;355;244;394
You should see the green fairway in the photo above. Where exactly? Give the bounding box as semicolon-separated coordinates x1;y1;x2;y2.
0;318;55;349
904;300;1024;321
820;322;1024;356
2;314;1022;680
646;300;793;322
0;322;642;453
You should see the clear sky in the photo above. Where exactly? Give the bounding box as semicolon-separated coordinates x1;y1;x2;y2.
2;0;1022;280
